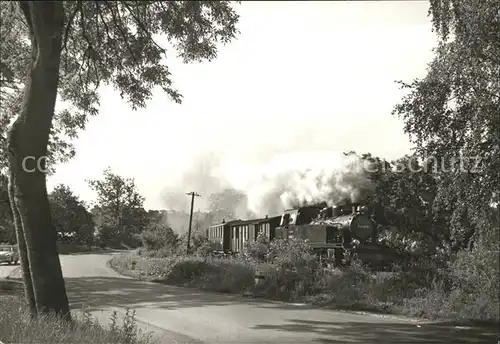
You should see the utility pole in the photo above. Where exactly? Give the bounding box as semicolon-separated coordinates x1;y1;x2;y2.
186;191;201;253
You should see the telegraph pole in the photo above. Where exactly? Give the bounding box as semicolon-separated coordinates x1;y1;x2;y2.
186;191;201;253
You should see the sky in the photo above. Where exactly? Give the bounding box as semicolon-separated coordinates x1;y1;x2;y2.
47;1;439;211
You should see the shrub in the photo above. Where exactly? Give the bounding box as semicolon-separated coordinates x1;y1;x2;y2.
194;240;218;257
176;231;216;256
250;237;321;301
162;256;255;293
243;233;271;263
310;256;379;309
447;247;499;321
139;225;178;252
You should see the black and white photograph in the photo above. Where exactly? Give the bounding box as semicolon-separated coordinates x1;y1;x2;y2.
0;1;499;343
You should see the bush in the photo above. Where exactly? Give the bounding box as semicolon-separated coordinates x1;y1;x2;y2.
176;231;216;256
447;247;499;321
243;233;271;263
243;237;322;301
166;256;255;293
139;225;178;253
396;245;499;322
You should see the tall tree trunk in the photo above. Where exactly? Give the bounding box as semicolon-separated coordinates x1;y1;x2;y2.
7;1;70;321
7;174;37;316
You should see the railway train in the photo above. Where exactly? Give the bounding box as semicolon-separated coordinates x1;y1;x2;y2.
206;202;398;267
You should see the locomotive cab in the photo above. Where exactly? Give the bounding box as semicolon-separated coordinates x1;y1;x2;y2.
276;206;323;239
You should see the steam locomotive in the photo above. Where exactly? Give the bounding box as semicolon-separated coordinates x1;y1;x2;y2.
206;202;396;267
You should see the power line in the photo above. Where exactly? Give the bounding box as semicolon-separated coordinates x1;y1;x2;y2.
186;191;201;253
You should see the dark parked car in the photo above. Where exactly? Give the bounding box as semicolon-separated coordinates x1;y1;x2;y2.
0;245;19;265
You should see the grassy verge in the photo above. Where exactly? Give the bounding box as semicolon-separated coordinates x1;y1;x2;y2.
0;283;157;344
109;239;499;325
109;251;398;313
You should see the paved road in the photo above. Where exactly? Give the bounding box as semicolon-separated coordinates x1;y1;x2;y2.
1;253;498;344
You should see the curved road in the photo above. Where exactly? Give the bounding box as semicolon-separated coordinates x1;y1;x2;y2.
1;253;498;344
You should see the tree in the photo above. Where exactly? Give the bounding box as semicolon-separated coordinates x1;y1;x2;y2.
0;3;78;174
346;152;445;254
393;0;500;249
1;1;240;319
140;219;179;252
0;173;15;243
48;184;94;246
208;187;253;223
88;168;147;246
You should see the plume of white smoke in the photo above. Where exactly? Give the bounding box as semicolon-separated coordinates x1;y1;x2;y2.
159;150;376;221
224;151;376;217
159;151;251;221
159;151;227;211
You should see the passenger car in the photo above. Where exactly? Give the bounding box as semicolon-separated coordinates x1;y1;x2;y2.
0;245;19;265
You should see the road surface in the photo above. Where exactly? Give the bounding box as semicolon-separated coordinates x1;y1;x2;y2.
1;253;498;344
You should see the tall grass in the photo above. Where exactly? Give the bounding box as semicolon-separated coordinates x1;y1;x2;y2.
0;295;157;344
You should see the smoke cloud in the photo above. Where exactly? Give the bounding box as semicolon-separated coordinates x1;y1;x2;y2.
228;151;375;216
159;151;228;212
160;150;376;219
